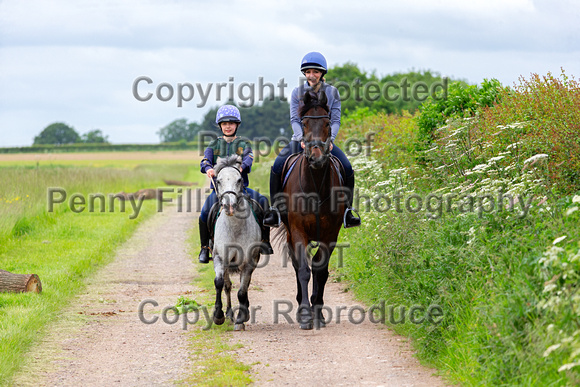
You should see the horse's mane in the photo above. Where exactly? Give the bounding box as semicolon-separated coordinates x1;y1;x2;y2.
214;155;242;175
299;91;329;118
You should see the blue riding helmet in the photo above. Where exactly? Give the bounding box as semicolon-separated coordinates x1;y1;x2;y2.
300;52;327;75
215;105;241;124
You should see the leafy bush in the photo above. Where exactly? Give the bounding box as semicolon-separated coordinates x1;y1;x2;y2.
415;78;504;151
337;70;580;385
474;70;580;194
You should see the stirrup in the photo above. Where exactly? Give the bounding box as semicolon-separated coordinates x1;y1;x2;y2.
263;206;281;228
343;207;361;228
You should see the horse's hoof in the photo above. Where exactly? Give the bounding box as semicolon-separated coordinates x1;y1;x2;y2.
300;321;313;330
213;310;225;325
234;323;245;331
314;318;326;329
226;308;234;322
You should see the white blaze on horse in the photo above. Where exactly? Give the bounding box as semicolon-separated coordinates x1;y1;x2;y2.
211;155;262;331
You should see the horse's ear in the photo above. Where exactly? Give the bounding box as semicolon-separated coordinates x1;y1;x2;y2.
214;157;223;175
319;90;328;107
303;91;314;107
235;155;242;169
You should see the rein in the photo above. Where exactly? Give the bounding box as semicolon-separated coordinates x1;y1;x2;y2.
299;109;334;247
298;155;332;248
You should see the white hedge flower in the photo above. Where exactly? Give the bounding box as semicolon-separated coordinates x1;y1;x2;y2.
558;362;580;372
524;154;549;164
553;236;567;245
543;343;562;357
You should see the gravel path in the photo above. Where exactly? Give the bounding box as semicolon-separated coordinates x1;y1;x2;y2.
225;242;446;386
13;201;447;386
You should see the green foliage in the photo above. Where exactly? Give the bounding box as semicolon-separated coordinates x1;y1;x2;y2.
81;129;109;144
337;108;417;169
198;98;291;141
337;69;580;385
474;70;580;194
157;118;201;143
33;122;80;145
327;63;454;116
415;78;504;151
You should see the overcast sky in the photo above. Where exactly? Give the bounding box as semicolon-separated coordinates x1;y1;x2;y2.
0;0;578;147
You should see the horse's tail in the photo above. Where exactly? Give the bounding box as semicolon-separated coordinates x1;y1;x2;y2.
272;225;289;261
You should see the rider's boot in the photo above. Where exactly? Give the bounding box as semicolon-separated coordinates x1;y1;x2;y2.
344;173;361;228
261;226;274;255
198;218;212;264
263;170;282;228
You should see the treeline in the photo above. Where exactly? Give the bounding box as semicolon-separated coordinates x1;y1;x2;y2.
158;97;291;143
157;63;455;143
33;123;109;145
0;142;200;154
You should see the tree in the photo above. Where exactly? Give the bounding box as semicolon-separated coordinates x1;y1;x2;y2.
326;63;457;116
81;129;109;143
198;99;291;141
157;118;201;142
33;122;80;145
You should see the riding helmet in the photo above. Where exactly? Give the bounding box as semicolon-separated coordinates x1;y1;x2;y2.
300;52;327;75
215;105;241;124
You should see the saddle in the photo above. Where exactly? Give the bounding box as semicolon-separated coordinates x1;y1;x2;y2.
281;153;345;190
207;196;265;240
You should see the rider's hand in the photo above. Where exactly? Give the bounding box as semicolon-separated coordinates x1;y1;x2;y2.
301;141;305;149
329;141;334;151
207;168;216;178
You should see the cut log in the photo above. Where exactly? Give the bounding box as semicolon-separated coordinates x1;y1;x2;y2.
0;269;42;293
163;179;196;187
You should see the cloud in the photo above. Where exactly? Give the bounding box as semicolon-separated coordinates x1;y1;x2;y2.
0;0;578;146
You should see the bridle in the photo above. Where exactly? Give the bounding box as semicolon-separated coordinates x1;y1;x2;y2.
301;114;332;155
212;166;245;206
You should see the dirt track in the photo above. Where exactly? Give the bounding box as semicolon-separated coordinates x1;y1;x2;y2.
13;201;446;386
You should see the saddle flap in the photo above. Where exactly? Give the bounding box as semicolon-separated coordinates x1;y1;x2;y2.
207;197;264;240
281;153;302;190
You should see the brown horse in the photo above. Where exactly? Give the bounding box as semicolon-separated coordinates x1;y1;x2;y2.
276;91;347;330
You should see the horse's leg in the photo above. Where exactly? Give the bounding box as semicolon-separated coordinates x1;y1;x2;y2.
311;242;334;328
224;270;233;322
212;253;226;325
287;240;302;306
292;235;313;330
234;259;257;330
